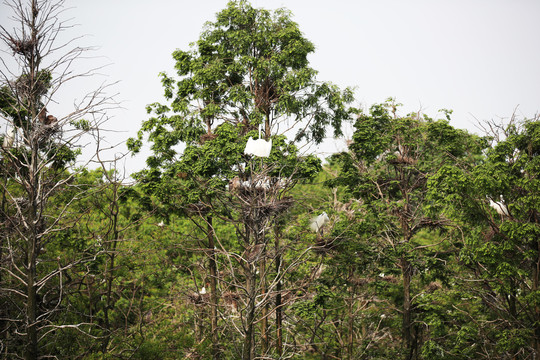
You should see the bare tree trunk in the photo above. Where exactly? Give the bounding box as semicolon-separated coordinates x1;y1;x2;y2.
25;92;39;359
102;190;119;354
26;234;38;360
25;4;40;357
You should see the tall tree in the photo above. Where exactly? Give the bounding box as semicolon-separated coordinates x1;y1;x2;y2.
0;1;115;358
329;100;484;359
129;1;354;358
429;114;540;359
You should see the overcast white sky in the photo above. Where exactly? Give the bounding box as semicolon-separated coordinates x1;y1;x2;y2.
2;0;540;174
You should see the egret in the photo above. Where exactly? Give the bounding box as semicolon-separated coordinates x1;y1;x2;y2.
489;196;509;217
252;176;271;190
2;128;15;148
310;212;330;232
244;124;272;157
244;137;272;157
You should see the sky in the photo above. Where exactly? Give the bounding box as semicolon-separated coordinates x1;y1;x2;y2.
2;0;540;175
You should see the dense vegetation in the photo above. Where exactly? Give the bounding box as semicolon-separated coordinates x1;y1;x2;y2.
1;1;539;359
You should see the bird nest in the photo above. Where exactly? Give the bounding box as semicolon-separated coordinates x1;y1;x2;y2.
199;132;218;144
240;196;294;219
312;236;337;254
10;38;37;57
185;202;211;215
186;291;210;306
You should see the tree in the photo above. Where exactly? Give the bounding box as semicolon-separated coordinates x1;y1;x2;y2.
128;1;354;358
329;100;484;359
429;114;540;359
0;1;116;358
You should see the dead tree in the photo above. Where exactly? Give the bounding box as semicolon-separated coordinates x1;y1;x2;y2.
0;1;117;359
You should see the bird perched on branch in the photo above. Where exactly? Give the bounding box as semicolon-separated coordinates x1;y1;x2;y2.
310;212;330;232
489;196;509;217
244;124;272;157
38;107;57;125
244;137;272;157
2;128;15;148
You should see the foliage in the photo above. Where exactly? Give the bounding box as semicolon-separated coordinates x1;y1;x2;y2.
428;115;540;358
3;0;540;359
328;99;486;358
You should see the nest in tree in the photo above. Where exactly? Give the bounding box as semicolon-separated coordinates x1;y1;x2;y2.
243;243;265;262
426;281;442;293
389;154;417;165
483;228;497;242
10;38;36;56
313;231;338;254
229;176;292;194
185;202;210;215
263;196;293;216
380;275;399;284
313;235;338;254
12;197;30;209
37;122;60;141
414;217;449;231
13;75;49;101
223;291;240;313
241;196;294;219
186;291;209;305
199;132;218;144
223;291;240;302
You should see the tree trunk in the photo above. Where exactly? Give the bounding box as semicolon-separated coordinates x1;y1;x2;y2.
260;260;268;355
347;267;355;360
26;180;38;359
243;265;256;360
102;193;119;354
401;256;412;360
264;112;271;139
26;93;39;360
275;234;283;357
207;216;220;359
26;237;38;360
533;239;540;358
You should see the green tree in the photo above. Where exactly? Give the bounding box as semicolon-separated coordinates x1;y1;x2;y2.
129;1;354;358
329;100;484;359
429;114;540;359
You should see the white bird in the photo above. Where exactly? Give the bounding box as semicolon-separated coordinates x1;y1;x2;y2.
244;137;272;157
2;128;15;148
244;123;272;157
200;287;207;295
489;196;509;216
252;176;271;190
277;177;290;189
310;212;330;232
